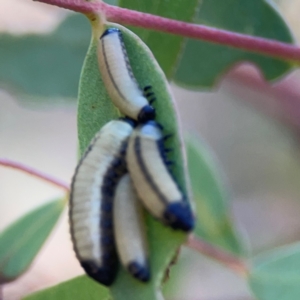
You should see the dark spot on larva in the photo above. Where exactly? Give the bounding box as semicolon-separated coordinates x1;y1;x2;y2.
149;97;156;105
163;133;173;141
145;92;154;98
143;85;152;92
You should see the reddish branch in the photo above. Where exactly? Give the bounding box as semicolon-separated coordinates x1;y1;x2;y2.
186;234;248;276
0;158;69;191
34;0;300;62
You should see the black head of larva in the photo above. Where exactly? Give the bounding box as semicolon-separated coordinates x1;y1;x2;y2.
127;261;150;282
100;28;121;39
163;202;195;232
137;105;156;123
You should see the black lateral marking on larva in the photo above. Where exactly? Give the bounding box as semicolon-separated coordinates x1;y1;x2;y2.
95;139;129;281
117;30;141;88
101;35;128;102
134;137;169;205
80;260;117;286
145;92;154;98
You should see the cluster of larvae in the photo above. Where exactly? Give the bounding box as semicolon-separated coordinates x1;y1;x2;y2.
69;27;195;286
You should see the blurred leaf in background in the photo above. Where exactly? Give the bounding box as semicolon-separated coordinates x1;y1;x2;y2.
0;14;90;100
173;0;294;87
186;136;244;255
249;243;300;300
0;198;65;283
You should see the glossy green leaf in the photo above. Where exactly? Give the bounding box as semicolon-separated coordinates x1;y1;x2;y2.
0;198;65;283
78;21;190;300
173;0;294;87
23;276;109;300
248;243;300;300
0;15;90;99
186;135;243;255
119;0;199;77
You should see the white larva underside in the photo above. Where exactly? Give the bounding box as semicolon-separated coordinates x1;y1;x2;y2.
98;31;149;120
70;120;133;266
126;126;183;220
113;174;148;268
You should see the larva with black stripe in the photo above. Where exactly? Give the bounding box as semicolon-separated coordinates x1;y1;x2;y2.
126;121;195;232
113;174;150;282
98;28;156;122
69;119;135;286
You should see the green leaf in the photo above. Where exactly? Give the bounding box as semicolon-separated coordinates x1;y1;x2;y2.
186;135;243;255
23;276;109;300
0;198;65;283
119;0;199;77
78;22;190;300
173;0;294;87
248;243;300;300
0;14;90;99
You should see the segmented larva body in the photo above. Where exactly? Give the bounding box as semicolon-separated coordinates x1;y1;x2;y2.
113;174;150;282
126;121;195;232
98;28;156;123
69;119;135;286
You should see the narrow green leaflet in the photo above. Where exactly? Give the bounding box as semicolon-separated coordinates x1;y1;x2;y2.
119;0;199;77
0;15;90;99
173;0;294;87
23;276;109;300
186;136;243;255
78;22;189;300
248;243;300;300
0;198;65;283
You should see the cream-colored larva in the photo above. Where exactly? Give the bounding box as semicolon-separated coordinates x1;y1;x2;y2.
69;119;135;286
126;121;195;232
97;28;156;122
113;174;150;282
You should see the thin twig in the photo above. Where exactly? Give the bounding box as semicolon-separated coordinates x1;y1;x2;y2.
0;158;70;191
186;234;248;276
34;0;300;63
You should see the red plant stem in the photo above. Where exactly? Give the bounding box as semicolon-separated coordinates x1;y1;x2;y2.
34;0;300;63
0;158;69;191
186;234;248;276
